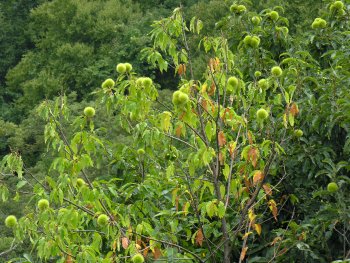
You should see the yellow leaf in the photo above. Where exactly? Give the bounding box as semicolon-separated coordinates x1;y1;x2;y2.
160;111;172;132
242;231;253;239
283;113;288;128
248;209;256;223
253;170;264;185
268;199;278;221
254;223;262;235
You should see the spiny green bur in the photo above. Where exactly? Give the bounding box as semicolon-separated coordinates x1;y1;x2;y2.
256;108;268;120
116;63;126;74
5;215;17;228
271;66;282;77
102;78;115;89
84;107;96;118
132;254;145;263
38;199;49;211
97;214;109;226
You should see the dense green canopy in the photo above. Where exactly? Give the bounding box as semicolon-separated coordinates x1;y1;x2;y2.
0;0;349;262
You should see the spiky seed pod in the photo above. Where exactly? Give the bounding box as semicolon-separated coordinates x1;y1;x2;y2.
243;35;252;46
251;16;261;25
5;215;17;228
258;79;269;89
333;1;344;10
38;199;49;211
76;178;85;188
271;66;283;77
101;78;115;89
116;63;126;74
269;11;279;21
256;108;268;120
97;214;109;226
327;182;339;192
125;63;132;72
131;254;145;263
137;148;145;155
228;77;239;87
84;107;96;118
142;77;153;88
294;129;303;137
178;92;189;105
250;36;260;48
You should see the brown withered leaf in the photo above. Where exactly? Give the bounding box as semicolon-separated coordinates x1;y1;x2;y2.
209;57;220;72
208;83;216;96
270;236;282;246
263;184;273;196
277;247;288;257
253;170;264;185
248;147;259;168
153;247;162;260
177;64;186;76
268;199;278;221
218;131;227;147
240;246;248;261
143;247;149;257
244;175;252;189
290;103;299;116
201;99;208;111
175;196;179;211
65;255;73;263
175;124;183;137
121;237;129;249
195;228;204;247
219;152;225;165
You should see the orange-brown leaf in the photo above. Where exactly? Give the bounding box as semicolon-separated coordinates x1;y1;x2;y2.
121;237;129;249
175;124;183;137
175;196;179;211
209;57;220;72
218;131;227;147
244;175;252;189
219;152;225;165
290;103;299;116
153;247;162;260
248;147;259;168
143;247;149;257
268;199;278;221
277;247;288;257
240;246;248;261
177;64;186;76
208;83;216;96
201;99;208;111
270;236;282;246
253;170;264;185
65;255;73;263
263;184;273;196
196;229;204;247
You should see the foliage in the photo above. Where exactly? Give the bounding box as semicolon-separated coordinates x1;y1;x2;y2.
0;1;350;262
